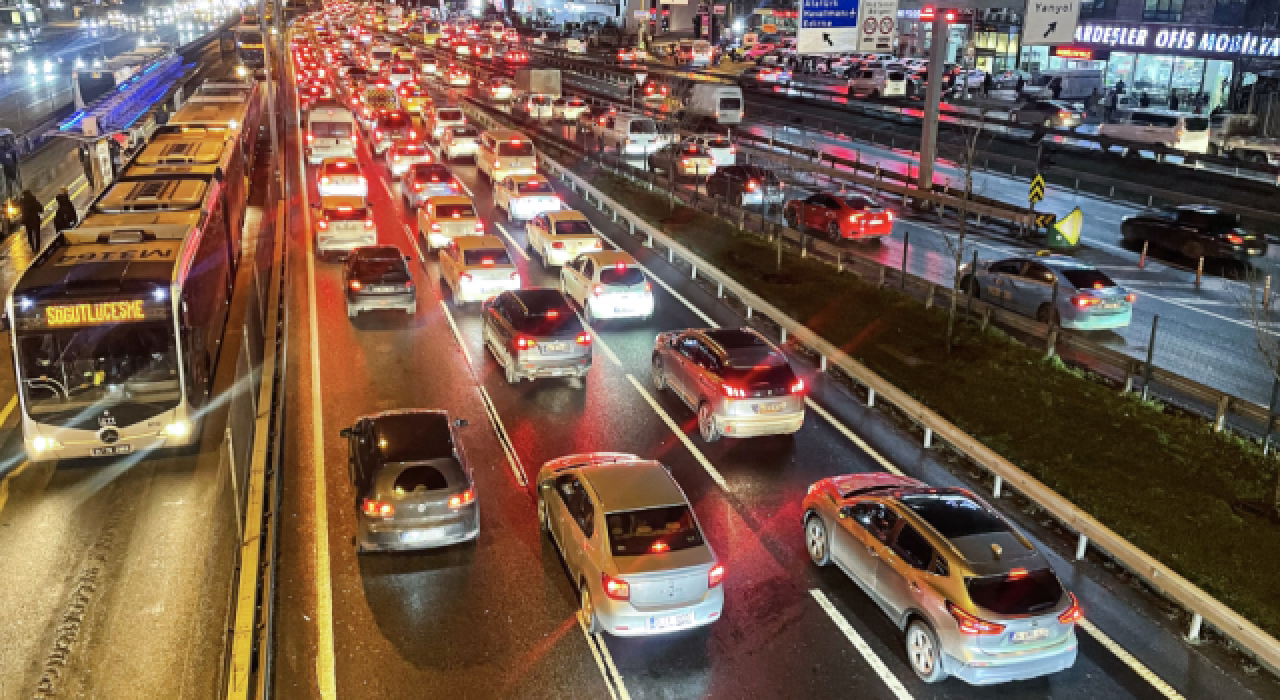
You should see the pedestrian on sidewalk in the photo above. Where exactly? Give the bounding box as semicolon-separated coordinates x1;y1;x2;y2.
1169;90;1180;111
982;70;992;96
54;187;77;233
19;189;42;253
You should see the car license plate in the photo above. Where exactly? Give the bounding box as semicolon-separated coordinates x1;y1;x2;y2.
1012;628;1050;643
754;402;785;414
648;612;695;631
91;444;132;457
373;286;399;293
541;342;567;353
401;529;442;543
870;219;884;224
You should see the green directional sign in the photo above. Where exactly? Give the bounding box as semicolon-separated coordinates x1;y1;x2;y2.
1029;174;1046;204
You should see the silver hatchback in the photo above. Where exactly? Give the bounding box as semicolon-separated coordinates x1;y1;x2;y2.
537;453;725;637
482;288;592;385
651;327;805;442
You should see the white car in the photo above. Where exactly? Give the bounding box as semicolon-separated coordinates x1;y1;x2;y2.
564;37;586;54
441;125;481;162
527;210;603;268
683;134;735;167
516;94;555;120
560;251;654;322
317;157;368;197
553;96;589;122
386;141;433;178
446;69;471;87
493;174;561;222
314;195;376;258
439;235;521;303
419;58;439;76
486;79;513;101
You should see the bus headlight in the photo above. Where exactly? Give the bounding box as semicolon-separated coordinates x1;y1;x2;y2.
31;436;63;452
163;420;192;437
235;65;247;77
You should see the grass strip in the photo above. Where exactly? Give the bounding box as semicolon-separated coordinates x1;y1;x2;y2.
556;146;1280;640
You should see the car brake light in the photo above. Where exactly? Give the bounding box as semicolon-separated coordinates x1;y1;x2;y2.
317;219;329;230
746;180;758;191
602;573;630;601
474;221;484;231
375;129;383;140
886;211;894;221
449;181;459;190
1008;567;1029;580
306;132;314;143
430;222;441;232
1072;295;1101;309
349;279;362;291
708;563;726;588
362;498;394;517
320;176;330;186
516;336;533;350
364;218;374;229
551;241;565;250
480;257;495;266
1058;110;1070;119
947;602;1006;635
644;282;652;293
357;176;366;184
448;488;475;508
682;158;690;166
791;379;805;394
409;130;417;139
1125;293;1136;303
393;153;401;162
576;332;592;345
722;383;747;398
1226;233;1245;244
413;182;423;191
1058;593;1082;625
494;160;500;168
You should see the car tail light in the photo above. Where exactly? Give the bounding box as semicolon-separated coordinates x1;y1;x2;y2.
409;130;417;139
576;332;592;345
448;488;475;508
320;176;330;186
1058;110;1070;120
722;383;747;398
746;180;758;191
644;282;652;293
494;160;501;168
413;182;423;191
449;181;459;190
1226;233;1245;244
317;219;329;230
602;573;630;601
708;563;726;588
1072;295;1101;309
349;279;362;291
362;498;394;517
1125;293;1136;303
474;221;484;231
306;132;314;143
886;211;894;221
393;153;401;162
1008;567;1029;579
364;218;374;229
430;222;441;232
682;158;690;166
947;602;1006;635
551;241;565;250
516;336;533;350
790;379;805;394
1058;593;1082;625
374;129;383;140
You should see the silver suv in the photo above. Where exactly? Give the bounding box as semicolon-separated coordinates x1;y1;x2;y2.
651;327;805;442
802;472;1080;685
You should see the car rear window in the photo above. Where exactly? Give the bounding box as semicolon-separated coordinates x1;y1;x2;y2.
351;258;409;282
888;72;905;81
966;569;1064;615
629;120;658;134
435;204;476;218
437;109;463;121
464;248;512;266
532;96;552;105
599;266;645;286
718;97;742;111
902;494;1009;537
311;121;352;138
324;161;359;175
390;465;448;492
1061;269;1115;290
719;360;796;386
324;206;368;220
449;126;479;138
372;48;391;59
555;220;593;236
841;195;882;210
509;305;583;335
379;114;409;128
498;141;534;157
516;180;554;194
606;505;705;556
1184;117;1209;132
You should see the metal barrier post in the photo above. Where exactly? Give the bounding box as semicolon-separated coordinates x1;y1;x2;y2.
1196;256;1204;289
1139;240;1148;268
900;231;909;289
1142;315;1159;401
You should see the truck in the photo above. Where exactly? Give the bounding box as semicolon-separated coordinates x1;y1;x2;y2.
1209;113;1280;165
514;69;562;99
685;84;744;125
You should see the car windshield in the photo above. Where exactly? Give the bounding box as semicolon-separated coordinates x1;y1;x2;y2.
1061;268;1116;289
437;109;463;121
435;204;476;218
498;141;534;156
718;98;741;111
599;266;645;286
463;248;512;266
516;180;554;194
555;220;593;236
17;321;181;418
351;258;409;282
901;494;1009;537
966;569;1064;615
606;505;705;556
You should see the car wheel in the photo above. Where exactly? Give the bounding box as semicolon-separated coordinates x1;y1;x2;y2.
651;355;666;391
698;402;721;442
805;515;830;566
827;222;841;240
580;584;602;635
784;209;798;229
1036;303;1060;326
871;88;880;98
1181;241;1206;259
906;620;947;683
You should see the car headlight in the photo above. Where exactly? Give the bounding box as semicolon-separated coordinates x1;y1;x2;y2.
31;436;63;452
163;420;192;437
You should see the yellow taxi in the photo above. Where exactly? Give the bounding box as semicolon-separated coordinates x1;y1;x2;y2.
398;83;431;114
418;194;483;251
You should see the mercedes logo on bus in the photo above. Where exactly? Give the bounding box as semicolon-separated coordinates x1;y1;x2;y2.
99;428;120;444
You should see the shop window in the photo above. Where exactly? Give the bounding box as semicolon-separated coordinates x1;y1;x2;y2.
1213;0;1247;24
1080;0;1117;19
1143;0;1183;21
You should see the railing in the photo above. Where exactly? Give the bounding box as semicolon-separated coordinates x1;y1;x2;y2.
465;98;1280;678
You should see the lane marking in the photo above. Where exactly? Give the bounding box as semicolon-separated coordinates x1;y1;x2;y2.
402;223;426;263
294;66;339;700
493;221;530;260
809;589;914;700
625;373;728;491
803;398;903;477
0;395;18;428
439;300;528;487
574;312;621;367
592;628;632;700
576;612;628;700
587;227;719;328
1078;618;1185;700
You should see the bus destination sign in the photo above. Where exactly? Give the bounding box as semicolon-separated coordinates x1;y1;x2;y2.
45;300;150;327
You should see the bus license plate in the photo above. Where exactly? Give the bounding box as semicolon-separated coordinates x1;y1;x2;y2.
91;445;132;457
1012;628;1050;643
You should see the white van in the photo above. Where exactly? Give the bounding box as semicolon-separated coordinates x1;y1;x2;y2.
1023;69;1103;100
846;68;906;98
476;128;538;182
602;113;670;155
690;40;713;67
1099;109;1211;154
305;103;357;164
687;84;744;125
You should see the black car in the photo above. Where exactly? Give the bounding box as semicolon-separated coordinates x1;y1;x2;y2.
1120;205;1266;261
705;165;784;206
340;410;478;552
345;245;417;318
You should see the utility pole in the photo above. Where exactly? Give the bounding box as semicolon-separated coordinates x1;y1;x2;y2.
917;12;946;194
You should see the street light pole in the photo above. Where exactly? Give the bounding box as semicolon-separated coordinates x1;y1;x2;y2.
917;12;946;194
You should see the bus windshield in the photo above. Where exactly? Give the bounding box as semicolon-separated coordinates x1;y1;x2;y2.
17;322;181;420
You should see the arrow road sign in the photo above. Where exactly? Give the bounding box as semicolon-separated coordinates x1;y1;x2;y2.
1022;0;1080;46
1035;212;1058;228
1029;174;1047;203
1043;21;1057;38
823;33;834;46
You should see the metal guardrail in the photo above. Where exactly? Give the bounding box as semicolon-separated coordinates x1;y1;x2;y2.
463;98;1280;678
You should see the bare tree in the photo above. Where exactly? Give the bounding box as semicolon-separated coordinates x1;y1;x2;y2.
942;113;991;354
1231;267;1280;513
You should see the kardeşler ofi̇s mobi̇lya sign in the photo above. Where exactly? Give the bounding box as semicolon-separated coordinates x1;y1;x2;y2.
1073;22;1280;58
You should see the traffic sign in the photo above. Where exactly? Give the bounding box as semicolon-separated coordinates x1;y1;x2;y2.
856;0;899;52
1029;174;1046;203
634;72;647;86
1035;213;1057;228
1047;207;1082;248
1023;0;1081;46
798;0;861;54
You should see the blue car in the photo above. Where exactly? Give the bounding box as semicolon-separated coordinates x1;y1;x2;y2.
958;254;1134;330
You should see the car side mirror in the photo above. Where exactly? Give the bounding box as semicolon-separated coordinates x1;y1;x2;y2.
454;418;469;428
838;505;854;519
404;254;412;262
339;427;352;438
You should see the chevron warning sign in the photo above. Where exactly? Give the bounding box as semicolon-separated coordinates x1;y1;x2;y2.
1035;213;1057;228
1029;174;1046;203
